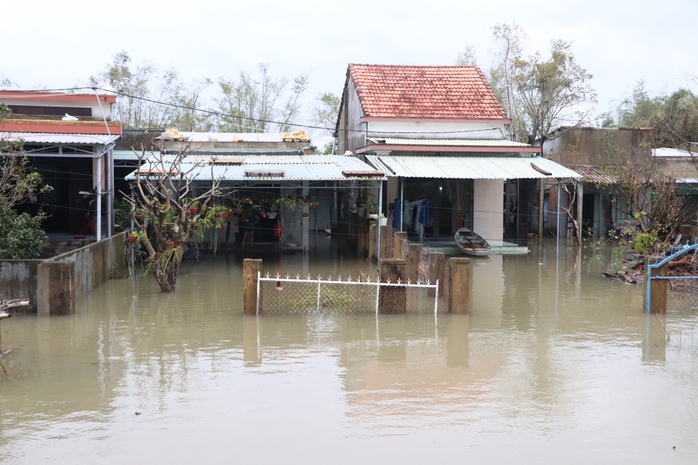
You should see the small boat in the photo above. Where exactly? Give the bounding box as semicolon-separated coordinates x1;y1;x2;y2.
454;228;491;257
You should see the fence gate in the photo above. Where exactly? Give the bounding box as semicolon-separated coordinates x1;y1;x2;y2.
646;243;698;313
256;272;439;315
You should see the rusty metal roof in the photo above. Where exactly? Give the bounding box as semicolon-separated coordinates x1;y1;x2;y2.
570;166;616;184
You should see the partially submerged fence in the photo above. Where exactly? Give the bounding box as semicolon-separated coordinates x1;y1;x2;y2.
257;272;438;315
645;243;698;313
243;254;471;316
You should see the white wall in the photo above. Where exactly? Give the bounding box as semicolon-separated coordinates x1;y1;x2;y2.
366;120;507;140
473;179;504;243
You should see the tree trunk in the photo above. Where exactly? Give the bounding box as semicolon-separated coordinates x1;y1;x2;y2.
154;245;185;292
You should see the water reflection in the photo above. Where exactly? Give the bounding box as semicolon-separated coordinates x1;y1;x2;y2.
1;241;698;464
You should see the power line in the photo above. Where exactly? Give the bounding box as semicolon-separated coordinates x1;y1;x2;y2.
3;86;510;137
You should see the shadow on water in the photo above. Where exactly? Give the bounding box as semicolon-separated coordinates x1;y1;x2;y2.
2;238;698;464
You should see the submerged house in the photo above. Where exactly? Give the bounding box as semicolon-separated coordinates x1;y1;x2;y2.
335;64;580;245
0;89;121;240
126;131;384;251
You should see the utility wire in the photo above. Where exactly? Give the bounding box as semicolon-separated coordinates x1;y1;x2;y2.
3;86;510;137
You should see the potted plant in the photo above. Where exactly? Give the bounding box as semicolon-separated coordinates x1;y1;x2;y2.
361;195;379;218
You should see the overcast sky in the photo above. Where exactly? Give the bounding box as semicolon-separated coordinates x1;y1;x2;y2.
3;0;696;129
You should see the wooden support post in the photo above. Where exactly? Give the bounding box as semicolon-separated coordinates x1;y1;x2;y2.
368;221;377;260
427;252;445;297
449;257;471;314
394;232;407;259
645;256;667;314
379;259;407;314
243;258;262;316
407;243;422;283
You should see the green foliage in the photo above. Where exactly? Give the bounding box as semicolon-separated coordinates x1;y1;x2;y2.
0;137;51;259
606;81;698;148
0;203;47;259
215;63;308;133
633;231;659;254
486;23;597;144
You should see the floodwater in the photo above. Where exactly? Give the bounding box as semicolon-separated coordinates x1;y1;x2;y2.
2;238;698;464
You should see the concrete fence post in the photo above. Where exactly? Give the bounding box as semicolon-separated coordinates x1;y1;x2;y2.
448;257;471;314
243;258;262;316
379;259;407;314
380;225;390;259
427;252;445;297
394;232;407;259
37;261;75;316
644;256;667;314
407;243;422;283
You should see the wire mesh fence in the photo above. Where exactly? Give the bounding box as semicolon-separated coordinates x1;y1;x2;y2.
258;272;442;315
667;277;698;312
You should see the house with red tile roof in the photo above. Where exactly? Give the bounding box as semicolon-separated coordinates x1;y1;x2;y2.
335;64;580;246
0;89;121;240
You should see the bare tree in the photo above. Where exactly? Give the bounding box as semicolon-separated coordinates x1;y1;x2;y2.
124;143;233;292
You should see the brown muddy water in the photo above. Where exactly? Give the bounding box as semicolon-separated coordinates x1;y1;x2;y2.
1;238;698;464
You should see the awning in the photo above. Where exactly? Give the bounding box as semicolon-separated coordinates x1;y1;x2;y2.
365;155;582;180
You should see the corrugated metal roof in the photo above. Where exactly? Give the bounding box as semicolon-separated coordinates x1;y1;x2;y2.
0;132;119;145
365;155;581;180
570;166;616;184
367;138;532;148
653;147;696;157
113;150;160;161
177;132;288;143
125;155;385;182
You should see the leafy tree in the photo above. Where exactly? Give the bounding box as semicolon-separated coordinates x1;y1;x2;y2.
455;45;477;66
609;81;698;148
486;23;596;144
0;105;52;258
313;92;340;135
125;144;233;292
214;63;308;133
89;51;213;130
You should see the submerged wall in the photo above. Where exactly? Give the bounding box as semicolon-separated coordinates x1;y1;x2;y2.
36;232;130;316
0;260;43;312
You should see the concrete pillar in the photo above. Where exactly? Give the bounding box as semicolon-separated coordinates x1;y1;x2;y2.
37;261;75;316
243;258;262;316
394;231;407;259
378;259;407;314
644;256;667;314
407;243;422;282
449;257;471;314
427;252;445;296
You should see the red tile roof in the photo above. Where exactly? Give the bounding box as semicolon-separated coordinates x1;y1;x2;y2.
348;64;507;120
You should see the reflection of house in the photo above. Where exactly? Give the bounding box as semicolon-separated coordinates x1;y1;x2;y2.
0;90;121;239
542;127;652;238
335;64;579;245
127;131;384;250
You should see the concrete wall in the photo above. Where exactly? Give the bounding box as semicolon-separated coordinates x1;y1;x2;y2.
0;260;42;312
37;232;130;315
474;179;504;243
543;127;653;166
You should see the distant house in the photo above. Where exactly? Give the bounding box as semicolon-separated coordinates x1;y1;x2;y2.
0;89;121;240
335;64;579;245
542;127;653;238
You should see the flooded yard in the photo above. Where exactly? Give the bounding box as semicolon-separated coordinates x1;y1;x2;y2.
1;238;698;464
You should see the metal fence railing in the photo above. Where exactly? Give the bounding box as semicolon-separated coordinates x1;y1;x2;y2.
647;243;698;313
257;272;440;315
